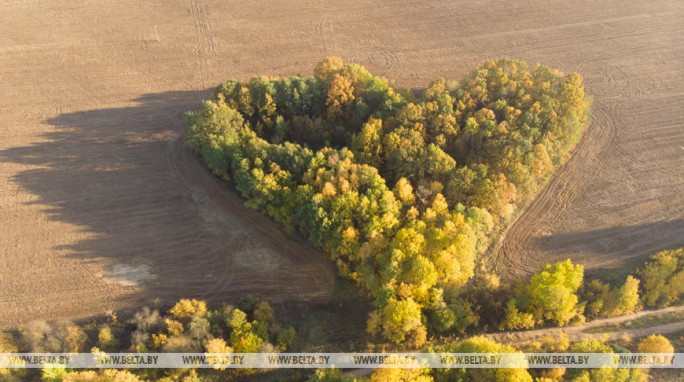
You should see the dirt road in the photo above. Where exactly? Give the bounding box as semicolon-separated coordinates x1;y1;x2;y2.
488;305;684;343
1;0;683;326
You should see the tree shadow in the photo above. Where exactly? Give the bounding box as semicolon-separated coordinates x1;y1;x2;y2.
534;219;684;282
0;90;335;323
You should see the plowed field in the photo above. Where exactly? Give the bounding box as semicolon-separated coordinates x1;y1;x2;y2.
1;0;682;326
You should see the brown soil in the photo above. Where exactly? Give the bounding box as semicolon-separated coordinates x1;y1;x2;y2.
1;0;682;327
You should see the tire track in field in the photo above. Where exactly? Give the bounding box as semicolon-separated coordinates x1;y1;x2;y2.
164;131;238;300
317;14;338;53
370;48;398;77
465;12;670;44
495;100;618;278
164;130;336;303
189;0;214;88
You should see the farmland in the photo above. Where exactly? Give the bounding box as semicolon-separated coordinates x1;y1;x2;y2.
1;0;682;331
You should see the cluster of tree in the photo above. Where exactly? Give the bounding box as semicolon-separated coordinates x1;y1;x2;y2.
187;56;590;344
3;316;677;382
580;248;684;321
583;276;640;319
308;334;674;382
503;247;683;331
637;247;684;308
431;336;533;382
129;298;293;355
559;337;663;382
584;247;682;319
0;297;294;382
522;332;678;382
503;259;585;330
305;336;529;382
43;369;143;382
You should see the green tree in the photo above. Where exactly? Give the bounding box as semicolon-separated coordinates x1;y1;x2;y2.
326;74;355;122
368;297;425;346
566;339;645;382
187;57;591;344
585;276;640;318
382;126;425;182
638;248;684;308
314;56;344;81
170;299;207;322
351;117;384;167
186;100;245;179
432;336;532;382
0;334;26;381
506;259;584;328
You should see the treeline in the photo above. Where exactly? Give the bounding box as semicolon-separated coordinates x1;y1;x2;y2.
502;247;684;331
187;56;590;344
310;334;674;382
0;297;295;382
3;330;674;382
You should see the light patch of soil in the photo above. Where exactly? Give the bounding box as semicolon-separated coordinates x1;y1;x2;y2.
98;263;156;288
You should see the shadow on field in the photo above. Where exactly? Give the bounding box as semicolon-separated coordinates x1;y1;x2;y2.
534;219;684;281
0;90;336;316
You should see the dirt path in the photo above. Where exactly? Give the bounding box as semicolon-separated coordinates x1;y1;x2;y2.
488;305;684;343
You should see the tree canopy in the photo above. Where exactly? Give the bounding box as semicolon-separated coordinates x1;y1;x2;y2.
504;259;585;329
637;248;684;308
187;57;590;343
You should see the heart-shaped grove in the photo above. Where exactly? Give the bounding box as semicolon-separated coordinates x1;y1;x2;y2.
187;57;589;345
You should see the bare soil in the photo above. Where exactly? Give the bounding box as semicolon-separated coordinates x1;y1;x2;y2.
1;0;682;327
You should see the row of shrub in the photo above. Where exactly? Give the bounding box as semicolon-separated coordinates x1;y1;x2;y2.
0;297;295;382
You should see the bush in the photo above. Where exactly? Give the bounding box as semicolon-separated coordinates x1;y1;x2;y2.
97;325;118;350
637;334;674;353
169;299;207;322
20;320;87;353
637;248;684;308
584;276;641;318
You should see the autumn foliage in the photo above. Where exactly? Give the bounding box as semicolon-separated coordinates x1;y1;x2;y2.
187;57;590;343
